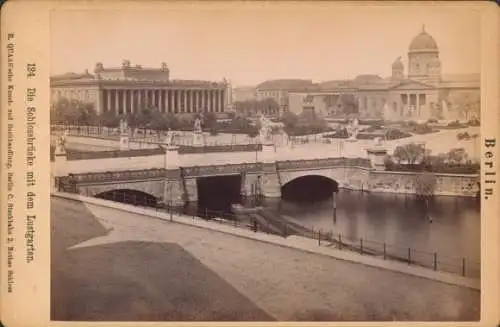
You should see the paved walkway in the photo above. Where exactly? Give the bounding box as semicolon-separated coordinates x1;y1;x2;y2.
52;194;480;321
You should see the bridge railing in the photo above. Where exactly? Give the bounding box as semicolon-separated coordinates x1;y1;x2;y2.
306;228;480;279
88;189;480;280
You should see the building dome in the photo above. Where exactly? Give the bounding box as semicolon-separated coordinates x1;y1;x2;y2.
409;25;438;52
392;56;404;69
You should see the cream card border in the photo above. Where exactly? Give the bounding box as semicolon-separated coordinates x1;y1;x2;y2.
1;1;498;327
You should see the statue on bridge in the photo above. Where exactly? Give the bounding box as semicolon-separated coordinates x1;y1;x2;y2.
119;118;129;135
192;117;204;146
258;114;274;143
55;131;67;154
345;116;360;142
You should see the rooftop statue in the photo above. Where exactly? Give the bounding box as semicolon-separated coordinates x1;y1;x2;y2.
122;60;131;69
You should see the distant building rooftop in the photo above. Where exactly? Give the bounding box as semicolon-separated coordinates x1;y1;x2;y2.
256;79;315;91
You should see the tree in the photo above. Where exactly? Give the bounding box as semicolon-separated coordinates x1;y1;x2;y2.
99;111;120;130
448;91;480;121
51;97;98;125
392;143;426;164
446;147;468;164
246;124;260;139
202;112;218;134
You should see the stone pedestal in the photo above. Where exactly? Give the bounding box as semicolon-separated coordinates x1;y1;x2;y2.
257;143;276;162
163;146;185;206
119;134;130;151
53;146;67;191
366;147;388;171
258;143;281;198
192;132;204;147
164;146;180;170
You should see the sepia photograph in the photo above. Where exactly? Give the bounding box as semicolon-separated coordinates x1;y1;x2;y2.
48;4;483;322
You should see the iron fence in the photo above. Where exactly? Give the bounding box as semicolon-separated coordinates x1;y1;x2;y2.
75;189;481;280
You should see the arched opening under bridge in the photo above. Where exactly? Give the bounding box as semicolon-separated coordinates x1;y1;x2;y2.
95;189;159;208
281;175;339;203
196;175;242;216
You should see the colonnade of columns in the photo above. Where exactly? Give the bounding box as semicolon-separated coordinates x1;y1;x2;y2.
101;88;226;115
399;93;426;117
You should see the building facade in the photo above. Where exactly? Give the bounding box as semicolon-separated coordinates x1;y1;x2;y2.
286;26;480;121
51;60;232;116
255;79;316;117
232;86;257;102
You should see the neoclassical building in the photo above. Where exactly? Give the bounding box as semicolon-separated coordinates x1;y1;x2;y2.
51;60;232;116
282;26;480;121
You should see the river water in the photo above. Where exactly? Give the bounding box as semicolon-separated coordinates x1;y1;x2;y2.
261;191;480;271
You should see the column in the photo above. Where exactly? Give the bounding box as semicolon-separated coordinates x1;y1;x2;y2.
176;89;181;113
416;93;420;117
212;90;216;112
178;90;183;113
96;89;103;115
106;90;111;113
137;89;142;111
151;89;156;110
207;90;212;112
157;89;162;112
163;89;168;113
112;90;117;115
167;89;174;112
214;90;219;113
189;90;194;113
121;90;126;115
195;90;199;111
201;90;206;111
407;93;410;117
158;89;163;113
220;89;225;112
183;89;188;113
129;90;134;114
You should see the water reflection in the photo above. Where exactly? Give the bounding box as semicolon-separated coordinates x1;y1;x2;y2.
264;191;480;264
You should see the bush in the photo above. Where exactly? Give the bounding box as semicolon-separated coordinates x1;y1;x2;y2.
323;129;349;139
468;119;480;126
385;161;479;174
447;120;464;128
358;120;384;126
411;123;436;135
385;128;412;140
457;132;470;140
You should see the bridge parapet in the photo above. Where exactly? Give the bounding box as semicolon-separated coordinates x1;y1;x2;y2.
276;157;372;170
181;162;263;178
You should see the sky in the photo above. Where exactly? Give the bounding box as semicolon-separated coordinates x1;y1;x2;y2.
50;2;481;87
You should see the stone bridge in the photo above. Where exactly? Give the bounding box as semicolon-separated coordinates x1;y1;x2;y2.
52;144;479;205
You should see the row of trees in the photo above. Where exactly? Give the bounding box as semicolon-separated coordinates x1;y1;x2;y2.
281;111;331;136
389;143;474;166
51;97;261;137
51;98;334;138
233;98;280;115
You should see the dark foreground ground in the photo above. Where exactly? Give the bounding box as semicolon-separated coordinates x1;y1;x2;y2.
51;197;480;321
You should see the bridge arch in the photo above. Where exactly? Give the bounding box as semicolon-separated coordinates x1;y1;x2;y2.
281;174;339;202
95;189;159;208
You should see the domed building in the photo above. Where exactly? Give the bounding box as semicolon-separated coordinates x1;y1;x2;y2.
284;26;480;122
407;25;442;83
